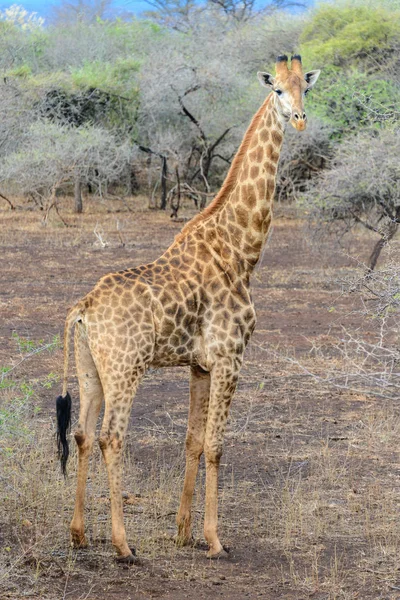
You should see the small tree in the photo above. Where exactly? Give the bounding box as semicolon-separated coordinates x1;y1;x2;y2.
0;4;44;30
50;0;115;25
0;121;135;217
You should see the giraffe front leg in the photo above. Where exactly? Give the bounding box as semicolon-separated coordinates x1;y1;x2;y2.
70;324;103;549
176;365;210;546
204;360;239;558
99;378;142;565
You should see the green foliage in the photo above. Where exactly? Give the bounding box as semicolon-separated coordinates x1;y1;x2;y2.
0;376;45;442
71;57;141;99
307;66;399;135
24;71;70;93
105;18;164;52
0;334;61;446
12;331;38;353
11;332;60;354
0;370;14;390
301;3;400;67
5;64;31;78
41;372;59;389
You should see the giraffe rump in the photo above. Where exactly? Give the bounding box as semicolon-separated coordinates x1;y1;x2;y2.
56;392;72;476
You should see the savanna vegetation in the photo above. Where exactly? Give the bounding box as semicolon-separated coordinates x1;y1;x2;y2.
1;1;400;598
0;0;397;229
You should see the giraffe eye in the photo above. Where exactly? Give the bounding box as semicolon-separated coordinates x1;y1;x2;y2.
275;89;282;96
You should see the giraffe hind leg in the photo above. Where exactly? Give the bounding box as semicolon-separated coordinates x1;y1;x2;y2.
99;371;143;563
70;323;103;548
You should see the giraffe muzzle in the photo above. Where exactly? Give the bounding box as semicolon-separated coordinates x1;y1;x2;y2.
291;111;307;131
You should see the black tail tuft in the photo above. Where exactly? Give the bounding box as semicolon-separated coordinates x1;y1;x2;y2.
56;392;72;477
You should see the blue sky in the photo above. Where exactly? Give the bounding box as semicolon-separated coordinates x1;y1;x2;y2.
0;0;314;20
0;0;149;18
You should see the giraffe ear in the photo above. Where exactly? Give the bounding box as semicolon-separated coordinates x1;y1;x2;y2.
304;70;321;89
257;71;275;89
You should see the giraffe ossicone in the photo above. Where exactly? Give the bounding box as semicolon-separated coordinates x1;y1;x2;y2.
56;54;320;563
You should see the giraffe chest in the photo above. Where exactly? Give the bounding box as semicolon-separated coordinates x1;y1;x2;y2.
150;278;256;369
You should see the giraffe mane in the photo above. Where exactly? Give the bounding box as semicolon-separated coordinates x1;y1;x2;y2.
176;94;272;242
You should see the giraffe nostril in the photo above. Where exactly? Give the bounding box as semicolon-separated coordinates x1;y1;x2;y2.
294;113;300;120
303;113;307;120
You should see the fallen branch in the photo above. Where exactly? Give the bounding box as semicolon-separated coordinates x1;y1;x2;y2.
0;191;15;210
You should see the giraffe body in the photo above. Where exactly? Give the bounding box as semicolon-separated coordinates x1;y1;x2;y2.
83;233;256;373
57;55;320;563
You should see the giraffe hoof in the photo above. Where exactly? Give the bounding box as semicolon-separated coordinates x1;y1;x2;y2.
175;534;194;547
192;540;209;551
71;533;88;549
206;545;230;559
116;549;142;566
176;536;208;550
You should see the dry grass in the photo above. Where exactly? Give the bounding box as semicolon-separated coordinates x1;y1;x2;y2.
2;343;400;598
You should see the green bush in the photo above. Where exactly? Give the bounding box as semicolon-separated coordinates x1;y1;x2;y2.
71;56;141;99
307;66;399;135
300;3;400;68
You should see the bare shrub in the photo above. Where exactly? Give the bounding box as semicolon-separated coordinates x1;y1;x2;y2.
272;245;400;403
333;247;400;400
51;0;115;26
0;121;136;213
303;128;400;270
277;119;332;202
0;81;36;158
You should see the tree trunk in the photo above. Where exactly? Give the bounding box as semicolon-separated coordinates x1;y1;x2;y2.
368;218;399;274
160;156;168;210
170;167;181;219
74;178;83;213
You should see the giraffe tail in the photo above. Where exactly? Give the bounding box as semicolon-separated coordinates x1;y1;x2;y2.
56;303;82;477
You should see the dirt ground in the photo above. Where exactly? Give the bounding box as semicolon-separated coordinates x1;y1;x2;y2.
1;197;400;600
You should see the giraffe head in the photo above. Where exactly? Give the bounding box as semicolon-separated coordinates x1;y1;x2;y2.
257;54;320;131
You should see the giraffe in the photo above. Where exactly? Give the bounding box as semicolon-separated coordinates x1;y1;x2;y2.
56;54;320;564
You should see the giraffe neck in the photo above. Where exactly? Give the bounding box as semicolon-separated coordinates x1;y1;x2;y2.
197;94;285;278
